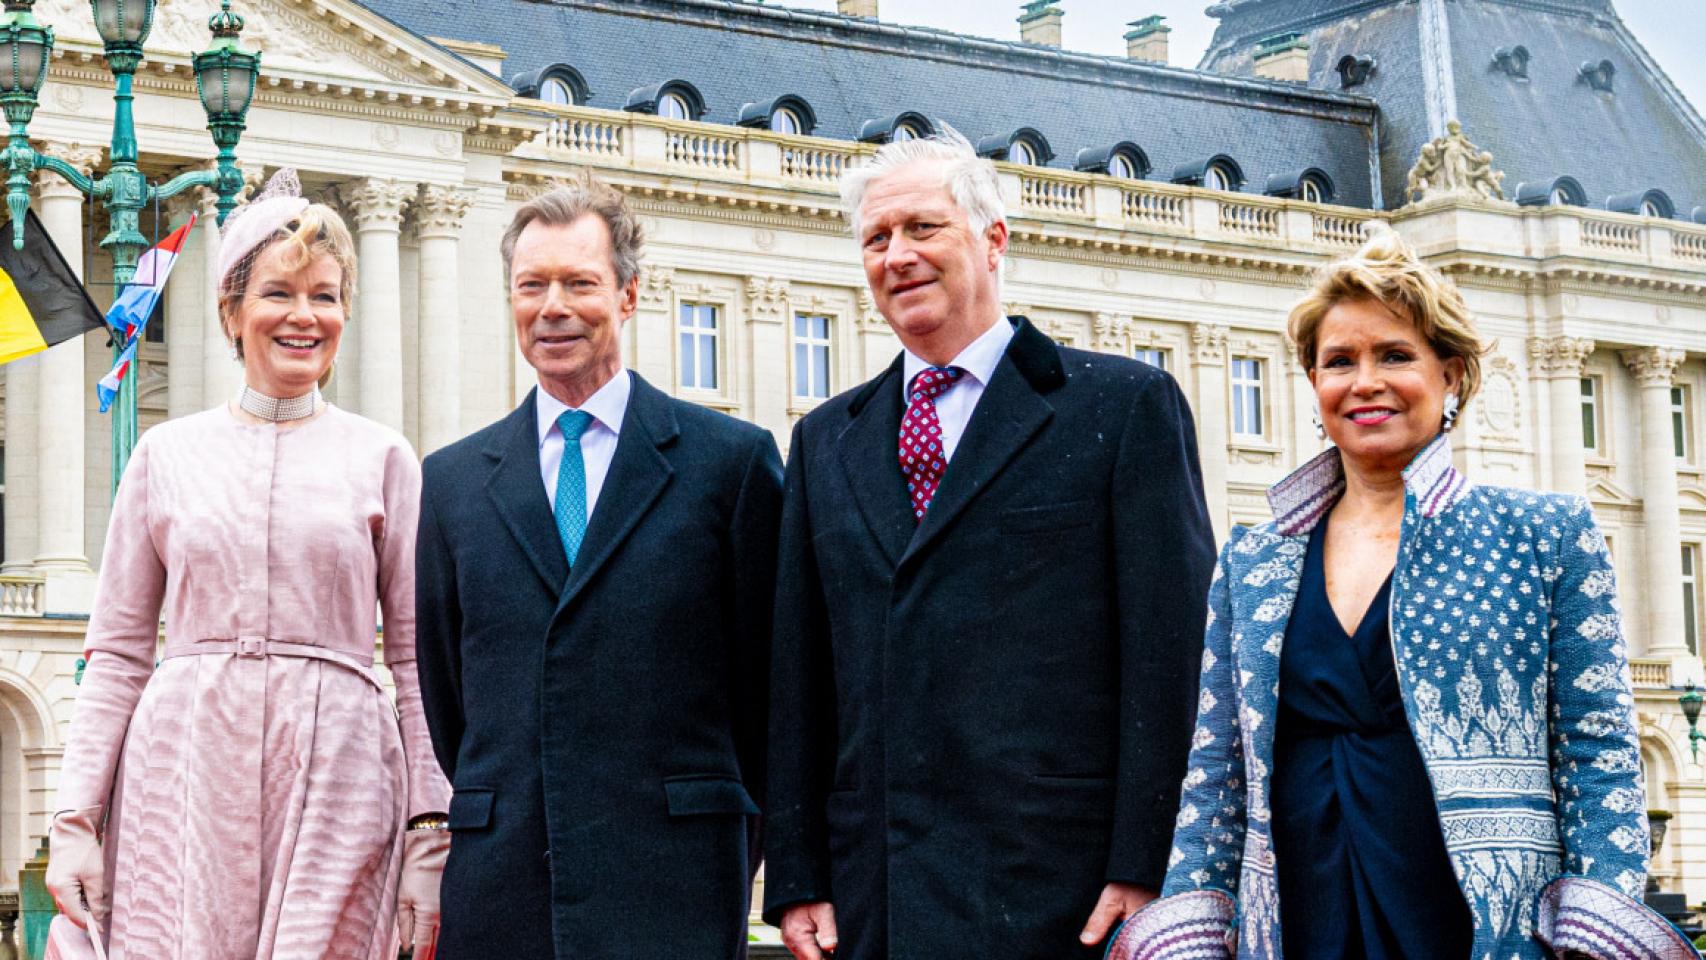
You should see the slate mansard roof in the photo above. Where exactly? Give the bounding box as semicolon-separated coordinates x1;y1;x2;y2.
354;0;1383;208
1201;0;1706;216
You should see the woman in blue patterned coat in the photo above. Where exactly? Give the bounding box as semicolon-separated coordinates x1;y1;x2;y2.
1111;231;1692;960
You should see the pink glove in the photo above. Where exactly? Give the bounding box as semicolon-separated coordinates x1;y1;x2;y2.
44;806;107;933
396;828;449;959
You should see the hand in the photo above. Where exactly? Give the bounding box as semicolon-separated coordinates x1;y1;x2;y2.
44;805;108;932
780;901;839;959
1080;882;1156;946
395;828;450;960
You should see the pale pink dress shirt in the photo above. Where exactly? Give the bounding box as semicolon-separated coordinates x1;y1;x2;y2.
56;404;450;960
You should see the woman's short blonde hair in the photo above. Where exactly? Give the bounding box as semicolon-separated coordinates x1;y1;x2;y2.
216;204;356;387
1286;228;1489;409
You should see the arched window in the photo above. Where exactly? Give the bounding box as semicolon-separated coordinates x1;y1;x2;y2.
1301;178;1325;203
1010;138;1038;166
540;76;573;106
658;92;691;120
1173;155;1246;193
857;112;932;145
1515;176;1585;208
1109;152;1139;179
1549;184;1574;205
1204;165;1231;192
892;121;921;142
1641;198;1663;218
770;107;803;135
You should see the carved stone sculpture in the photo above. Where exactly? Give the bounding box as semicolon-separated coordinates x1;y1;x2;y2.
1404;120;1505;204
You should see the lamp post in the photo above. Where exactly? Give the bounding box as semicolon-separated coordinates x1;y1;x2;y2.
1680;682;1704;762
0;0;258;491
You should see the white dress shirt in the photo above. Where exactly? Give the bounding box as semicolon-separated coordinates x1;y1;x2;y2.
537;369;631;518
900;317;1016;463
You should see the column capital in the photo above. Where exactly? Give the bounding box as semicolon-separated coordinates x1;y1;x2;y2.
1191;322;1229;366
640;266;676;310
855;288;887;330
339;178;412;232
1528;335;1596;376
33;142;103;202
1093;313;1131;353
746;276;789;324
414;184;475;239
1621;346;1688;387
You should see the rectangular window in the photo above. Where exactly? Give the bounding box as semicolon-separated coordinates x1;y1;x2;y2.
1684;544;1701;655
1133;348;1168;372
1580;377;1600;451
793;314;832;400
1231;358;1264;438
1673;385;1690;461
678;303;719;391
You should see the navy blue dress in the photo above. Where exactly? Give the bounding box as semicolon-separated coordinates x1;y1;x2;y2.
1270;517;1474;959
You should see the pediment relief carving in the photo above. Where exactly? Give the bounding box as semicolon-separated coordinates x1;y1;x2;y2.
1586;474;1639;506
36;0;474;89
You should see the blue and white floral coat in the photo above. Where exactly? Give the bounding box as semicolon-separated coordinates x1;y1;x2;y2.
1111;435;1695;960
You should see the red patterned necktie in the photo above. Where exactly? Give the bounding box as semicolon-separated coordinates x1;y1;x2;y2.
899;366;965;523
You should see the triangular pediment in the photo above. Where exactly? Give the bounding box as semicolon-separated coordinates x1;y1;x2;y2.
1588;474;1640;507
37;0;511;98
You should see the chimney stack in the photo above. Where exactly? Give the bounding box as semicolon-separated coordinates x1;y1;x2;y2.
1125;15;1170;63
1018;1;1064;47
1252;32;1311;82
837;0;877;18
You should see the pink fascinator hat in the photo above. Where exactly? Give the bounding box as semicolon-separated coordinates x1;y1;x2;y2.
216;168;310;291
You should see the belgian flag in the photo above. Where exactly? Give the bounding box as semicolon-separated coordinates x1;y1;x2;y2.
0;210;106;365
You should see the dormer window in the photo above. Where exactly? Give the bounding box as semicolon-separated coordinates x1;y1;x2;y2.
1579;59;1615;92
1335;54;1376;89
624;80;706;121
1173;155;1246;193
1263;167;1335;204
1607;189;1675;219
978;128;1054;166
1515;176;1586;207
858;111;933;145
1074;142;1150;180
738;96;818;137
1492;45;1530;79
510;63;592;106
1693;207;1706;225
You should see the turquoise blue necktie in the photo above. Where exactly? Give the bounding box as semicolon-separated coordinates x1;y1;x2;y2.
554;410;595;566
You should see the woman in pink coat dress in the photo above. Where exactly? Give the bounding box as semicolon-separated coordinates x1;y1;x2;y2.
44;170;451;960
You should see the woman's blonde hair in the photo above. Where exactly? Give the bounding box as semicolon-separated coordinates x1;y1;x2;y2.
1286;228;1489;409
217;203;356;388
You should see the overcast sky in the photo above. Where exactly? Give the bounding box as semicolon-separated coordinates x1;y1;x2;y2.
785;0;1704;114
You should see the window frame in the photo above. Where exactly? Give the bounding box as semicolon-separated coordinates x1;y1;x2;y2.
540;76;574;106
1009;138;1039;166
1580;375;1605;456
1109;152;1139;179
770;106;803;136
676;301;723;393
891;123;921;142
1673;384;1693;463
1133;347;1169;373
658;91;692;121
1684;542;1702;655
1230;356;1267;440
791;312;835;402
1205;164;1233;192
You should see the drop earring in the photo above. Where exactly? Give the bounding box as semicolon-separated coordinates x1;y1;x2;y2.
1312;404;1326;440
1442;393;1460;432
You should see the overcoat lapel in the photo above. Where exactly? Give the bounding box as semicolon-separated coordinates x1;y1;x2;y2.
554;372;677;619
901;318;1059;566
835;357;914;569
484;389;570;596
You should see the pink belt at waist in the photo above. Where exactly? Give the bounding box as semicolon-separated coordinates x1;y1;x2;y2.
160;637;383;692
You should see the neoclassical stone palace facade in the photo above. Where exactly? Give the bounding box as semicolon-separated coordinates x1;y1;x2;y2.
0;0;1704;931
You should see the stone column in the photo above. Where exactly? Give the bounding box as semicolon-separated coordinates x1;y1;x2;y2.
163;193;204;419
343;179;410;432
1532;336;1595;495
1623;347;1689;657
414;185;474;455
32;145;102;609
1192;323;1231;542
3;356;39;573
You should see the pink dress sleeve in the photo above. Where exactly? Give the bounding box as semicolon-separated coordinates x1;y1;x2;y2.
57;434;167;813
377;440;452;819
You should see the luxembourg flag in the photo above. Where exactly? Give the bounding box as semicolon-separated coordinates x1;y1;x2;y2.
97;216;195;413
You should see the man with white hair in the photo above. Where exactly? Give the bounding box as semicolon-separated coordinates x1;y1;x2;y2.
763;128;1217;959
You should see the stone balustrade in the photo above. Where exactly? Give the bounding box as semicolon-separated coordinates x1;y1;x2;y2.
513;102;1706;275
1631;658;1673;688
0;577;43;618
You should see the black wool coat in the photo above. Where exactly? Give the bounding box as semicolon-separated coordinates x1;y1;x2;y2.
762;318;1216;959
416;372;782;960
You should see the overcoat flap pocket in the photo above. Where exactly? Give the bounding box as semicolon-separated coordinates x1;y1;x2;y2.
999;499;1094;533
448;788;494;830
663;776;760;816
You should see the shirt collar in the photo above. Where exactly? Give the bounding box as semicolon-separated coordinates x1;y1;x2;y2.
902;316;1015;391
1266;432;1470;536
536;368;631;449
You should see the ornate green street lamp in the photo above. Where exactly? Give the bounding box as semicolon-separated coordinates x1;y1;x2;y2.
0;0;259;491
1680;682;1704;762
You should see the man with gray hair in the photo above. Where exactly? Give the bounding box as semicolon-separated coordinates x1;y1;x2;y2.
415;175;782;959
764;128;1215;959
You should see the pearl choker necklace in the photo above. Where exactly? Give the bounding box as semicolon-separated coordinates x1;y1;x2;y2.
238;385;321;422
